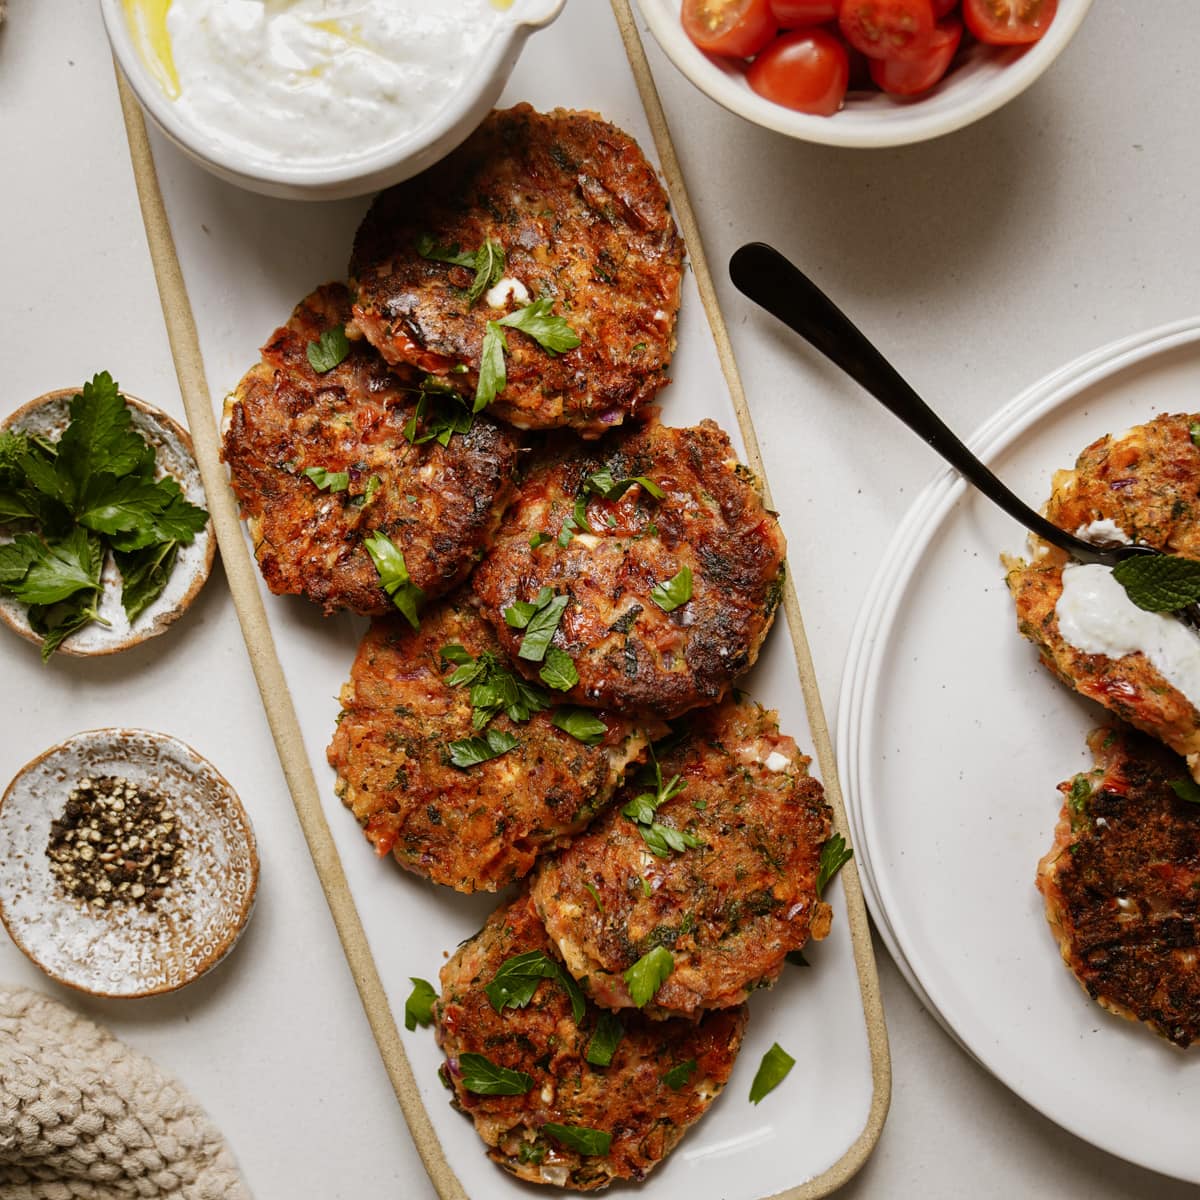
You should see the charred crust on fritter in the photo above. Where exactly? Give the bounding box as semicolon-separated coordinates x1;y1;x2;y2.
220;283;519;615
471;418;787;719
1038;726;1200;1048
434;895;746;1189
348;105;684;437
326;594;659;892
530;697;833;1019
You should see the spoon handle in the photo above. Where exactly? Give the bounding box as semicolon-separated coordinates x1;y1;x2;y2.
728;241;1117;567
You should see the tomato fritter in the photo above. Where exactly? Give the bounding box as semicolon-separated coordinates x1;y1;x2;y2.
1038;726;1200;1048
326;594;660;892
348;105;683;437
221;283;519;615
530;698;833;1019
435;894;746;1189
471;419;787;719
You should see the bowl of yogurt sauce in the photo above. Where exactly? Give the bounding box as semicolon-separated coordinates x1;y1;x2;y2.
102;0;566;200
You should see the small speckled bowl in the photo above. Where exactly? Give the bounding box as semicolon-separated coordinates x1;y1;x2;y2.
0;388;214;657
0;729;259;998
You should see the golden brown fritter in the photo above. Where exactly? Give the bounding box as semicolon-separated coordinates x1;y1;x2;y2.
471;419;787;720
221;283;519;615
326;594;660;892
1005;414;1200;774
530;698;833;1019
435;894;746;1189
348;105;683;437
1038;726;1200;1048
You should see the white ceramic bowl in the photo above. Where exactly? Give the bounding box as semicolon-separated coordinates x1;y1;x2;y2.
100;0;566;200
636;0;1093;148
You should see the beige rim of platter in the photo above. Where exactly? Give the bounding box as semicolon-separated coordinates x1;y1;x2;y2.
114;2;891;1194
0;388;215;657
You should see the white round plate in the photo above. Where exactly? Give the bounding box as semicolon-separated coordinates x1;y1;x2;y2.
840;316;1200;1182
0;728;259;998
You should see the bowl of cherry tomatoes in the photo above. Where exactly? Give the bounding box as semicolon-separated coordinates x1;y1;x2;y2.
636;0;1092;147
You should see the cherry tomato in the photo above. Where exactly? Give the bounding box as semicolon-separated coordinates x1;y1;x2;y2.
962;0;1056;44
768;0;840;25
682;0;778;58
747;28;850;115
839;0;935;59
932;0;958;16
869;17;961;93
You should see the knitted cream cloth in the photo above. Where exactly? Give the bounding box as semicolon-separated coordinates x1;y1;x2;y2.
0;987;250;1200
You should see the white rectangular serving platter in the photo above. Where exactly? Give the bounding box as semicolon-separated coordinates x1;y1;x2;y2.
121;3;888;1197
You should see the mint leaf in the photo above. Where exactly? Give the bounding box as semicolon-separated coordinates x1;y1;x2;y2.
475;323;507;413
1112;553;1200;613
363;531;424;629
663;1059;697;1090
817;833;853;894
1170;777;1200;805
623;945;673;1008
650;566;693;613
497;296;581;354
542;1123;611;1158
306;326;350;374
457;1053;533;1097
585;1012;623;1067
404;977;437;1031
466;238;506;307
114;541;179;623
303;466;349;492
539;646;578;691
448;727;518;769
748;1042;795;1105
551;707;607;745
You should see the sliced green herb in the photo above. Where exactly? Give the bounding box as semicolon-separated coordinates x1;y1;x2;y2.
663;1059;697;1090
529;532;552;549
622;760;700;858
440;645;550;728
404;977;437;1031
448;727;519;769
1112;552;1200;613
539;646;579;691
457;1053;534;1097
623;945;673;1008
504;588;569;662
466;238;506;306
749;1043;795;1104
415;234;477;267
650;566;693;613
1170;777;1200;804
303;466;349;492
475;323;508;413
542;1123;611;1158
583;881;604;911
497;295;581;354
403;384;474;447
306;326;350;374
817;833;853;894
551;707;607;746
584;467;665;502
485;950;585;1024
585;1012;624;1067
363;531;424;628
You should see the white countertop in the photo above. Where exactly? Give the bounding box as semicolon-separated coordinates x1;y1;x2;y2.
3;2;1199;1197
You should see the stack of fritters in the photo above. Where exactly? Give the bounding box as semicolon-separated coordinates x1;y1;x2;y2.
222;104;841;1186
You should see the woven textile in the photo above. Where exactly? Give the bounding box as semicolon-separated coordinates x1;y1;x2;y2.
0;987;249;1199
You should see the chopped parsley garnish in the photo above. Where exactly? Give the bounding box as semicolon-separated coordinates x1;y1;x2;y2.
417;234;506;308
475;323;508;413
474;295;581;414
485;950;586;1024
518;1142;546;1166
623;945;673;1008
748;1042;795;1104
551;707;607;746
1190;421;1200;449
447;727;519;769
1112;553;1200;613
1067;775;1092;814
402;381;474;446
1170;777;1200;804
816;833;853;895
585;1012;624;1067
306;325;350;373
539;646;579;691
504;586;570;662
650;565;693;613
529;531;552;549
542;1123;612;1158
0;372;208;659
622;759;702;858
663;1059;697;1090
363;531;424;629
404;977;436;1031
357;475;382;507
457;1052;534;1096
584;467;665;502
440;644;550;728
303;465;349;492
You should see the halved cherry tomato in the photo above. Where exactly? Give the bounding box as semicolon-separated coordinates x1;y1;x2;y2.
932;0;958;16
768;0;841;25
962;0;1056;44
747;28;850;115
869;17;961;93
839;0;935;59
682;0;778;58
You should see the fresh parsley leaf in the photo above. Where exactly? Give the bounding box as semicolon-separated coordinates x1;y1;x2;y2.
57;373;151;502
303;466;349;492
1067;775;1092;814
404;977;437;1031
457;1053;533;1097
518;1142;546;1166
442;646;551;728
466;238;506;307
114;541;179;623
748;1043;795;1105
4;528;102;606
497;296;582;355
439;643;474;667
1190;421;1200;450
103;478;208;551
551;707;607;746
513;590;569;662
1112;552;1200;613
621;763;699;858
403;385;474;447
816;833;853;894
306;326;350;374
650;566;693;613
639;821;705;858
31;593;100;662
448;727;519;769
505;585;554;629
572;494;594;535
363;531;424;629
539;646;579;691
584;468;665;502
529;532;551;549
415;234;477;267
585;1012;623;1067
542;1123;611;1158
1170;777;1200;804
0;534;40;587
0;430;31;486
0;488;40;525
623;945;673;1008
475;323;508;413
663;1059;697;1090
485;950;585;1024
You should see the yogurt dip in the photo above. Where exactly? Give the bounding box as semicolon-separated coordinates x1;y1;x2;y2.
123;0;511;167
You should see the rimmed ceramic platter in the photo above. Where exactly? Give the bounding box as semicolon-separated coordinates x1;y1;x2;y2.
0;727;259;998
840;316;1200;1182
117;2;890;1196
0;389;215;656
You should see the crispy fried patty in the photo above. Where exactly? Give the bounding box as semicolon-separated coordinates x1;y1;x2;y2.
1038;726;1200;1048
326;594;658;892
435;894;746;1189
221;283;519;615
530;698;833;1019
471;419;787;719
349;105;683;437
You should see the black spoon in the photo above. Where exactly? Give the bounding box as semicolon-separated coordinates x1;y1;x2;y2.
728;241;1155;570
